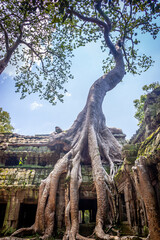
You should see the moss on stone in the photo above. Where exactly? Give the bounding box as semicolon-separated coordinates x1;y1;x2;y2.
137;126;160;158
114;164;124;181
123;144;139;151
125;156;137;165
121;144;140;166
119;222;134;236
65;175;71;183
1;226;16;236
2;199;11;234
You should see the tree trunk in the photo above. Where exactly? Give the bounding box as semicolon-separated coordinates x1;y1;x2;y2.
0;35;22;74
12;40;125;239
11;3;127;238
133;157;160;240
0;58;8;74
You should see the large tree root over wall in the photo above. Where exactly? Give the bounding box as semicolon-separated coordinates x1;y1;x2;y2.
12;42;125;240
133;156;160;240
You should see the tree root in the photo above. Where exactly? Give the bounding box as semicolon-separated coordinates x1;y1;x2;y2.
133;157;160;240
12;121;122;239
12;120;121;239
11;226;35;237
11;40;125;239
76;233;95;240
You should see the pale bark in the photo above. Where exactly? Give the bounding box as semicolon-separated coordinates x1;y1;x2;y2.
0;28;23;74
12;42;125;239
12;3;126;240
133;157;160;240
0;54;14;74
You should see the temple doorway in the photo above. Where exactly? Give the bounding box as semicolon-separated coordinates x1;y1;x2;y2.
79;199;97;223
18;203;37;228
0;203;6;229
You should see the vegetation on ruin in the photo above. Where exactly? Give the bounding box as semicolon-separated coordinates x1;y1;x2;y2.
137;126;160;159
134;82;160;125
0;107;14;133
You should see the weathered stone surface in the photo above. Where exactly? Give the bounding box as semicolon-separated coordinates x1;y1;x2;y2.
109;127;127;145
0;167;53;186
131;87;160;144
115;87;160;240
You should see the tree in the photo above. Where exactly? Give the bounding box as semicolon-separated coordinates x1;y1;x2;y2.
0;0;98;104
0;107;14;133
134;82;160;125
11;0;160;239
0;0;159;103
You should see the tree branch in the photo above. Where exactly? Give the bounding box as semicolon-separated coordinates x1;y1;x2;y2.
20;40;46;72
0;21;9;51
69;9;107;29
129;3;133;18
20;40;39;57
0;20;25;74
71;8;118;58
7;23;24;55
103;29;118;58
121;44;131;70
94;2;118;58
95;1;112;31
0;13;23;22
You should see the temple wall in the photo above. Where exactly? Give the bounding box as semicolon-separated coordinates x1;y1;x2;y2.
0;127;156;238
0;130;125;236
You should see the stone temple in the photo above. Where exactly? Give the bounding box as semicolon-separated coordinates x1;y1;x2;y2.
0;87;160;239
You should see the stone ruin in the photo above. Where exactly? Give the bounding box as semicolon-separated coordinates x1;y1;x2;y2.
0;87;160;239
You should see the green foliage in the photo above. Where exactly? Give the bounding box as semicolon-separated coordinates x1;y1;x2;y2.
137;126;160;157
143;225;149;237
0;0;101;104
53;0;160;74
99;0;160;74
134;82;160;125
56;228;65;239
0;0;74;104
2;226;16;236
0;107;14;133
19;157;23;166
65;175;71;183
0;0;160;103
84;210;90;223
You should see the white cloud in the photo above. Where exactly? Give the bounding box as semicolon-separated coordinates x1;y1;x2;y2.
30;101;43;111
65;92;71;97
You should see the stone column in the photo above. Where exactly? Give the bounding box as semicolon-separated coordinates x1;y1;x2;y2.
9;194;20;229
3;192;20;230
124;184;131;225
82;210;85;223
89;209;92;223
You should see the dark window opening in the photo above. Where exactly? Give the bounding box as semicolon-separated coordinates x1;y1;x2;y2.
120;193;127;221
38;160;47;167
79;199;97;223
0;203;6;228
5;156;19;166
18;204;37;228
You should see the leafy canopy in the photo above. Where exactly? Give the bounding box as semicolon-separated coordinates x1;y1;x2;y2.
0;0;160;104
134;82;160;126
0;107;14;133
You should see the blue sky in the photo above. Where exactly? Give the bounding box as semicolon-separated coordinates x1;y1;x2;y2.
0;33;159;140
